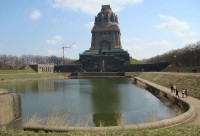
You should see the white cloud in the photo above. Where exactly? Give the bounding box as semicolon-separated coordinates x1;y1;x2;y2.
124;44;143;52
123;37;175;48
155;14;198;40
145;40;175;47
123;37;144;43
155;15;190;31
182;38;199;46
47;49;62;55
122;37;176;59
84;21;94;30
29;9;42;20
72;44;77;48
188;31;198;37
49;0;143;14
171;31;185;37
46;35;63;45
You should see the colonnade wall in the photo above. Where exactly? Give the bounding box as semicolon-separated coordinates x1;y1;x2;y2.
38;64;54;73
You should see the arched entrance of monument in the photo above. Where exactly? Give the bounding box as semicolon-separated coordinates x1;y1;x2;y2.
100;40;111;50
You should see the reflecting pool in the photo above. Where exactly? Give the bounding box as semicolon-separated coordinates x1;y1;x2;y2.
1;78;176;126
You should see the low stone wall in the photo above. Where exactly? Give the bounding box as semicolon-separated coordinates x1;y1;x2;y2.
54;65;82;73
29;64;82;73
124;62;170;72
77;72;125;77
0;89;23;131
24;77;196;132
133;78;189;112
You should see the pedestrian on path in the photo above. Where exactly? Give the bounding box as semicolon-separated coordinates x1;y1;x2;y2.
185;89;189;97
182;89;185;98
173;85;176;93
170;84;173;93
176;89;180;97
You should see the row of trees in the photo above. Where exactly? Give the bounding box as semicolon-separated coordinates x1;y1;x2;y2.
0;54;75;69
145;41;200;67
1;41;199;69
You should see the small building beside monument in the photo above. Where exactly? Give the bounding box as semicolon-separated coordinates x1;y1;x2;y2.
38;64;54;73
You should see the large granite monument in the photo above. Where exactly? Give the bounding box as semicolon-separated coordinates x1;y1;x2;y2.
79;5;130;72
29;5;169;73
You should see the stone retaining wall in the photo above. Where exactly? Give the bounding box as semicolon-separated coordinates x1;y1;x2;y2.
133;78;189;112
24;77;196;132
124;62;170;72
0;89;23;131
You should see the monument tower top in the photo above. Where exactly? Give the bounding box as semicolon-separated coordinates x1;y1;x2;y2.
90;5;121;50
101;5;111;12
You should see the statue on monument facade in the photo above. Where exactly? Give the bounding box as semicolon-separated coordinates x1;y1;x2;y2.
94;6;119;24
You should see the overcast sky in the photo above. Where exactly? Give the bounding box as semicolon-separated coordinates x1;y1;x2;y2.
0;0;199;60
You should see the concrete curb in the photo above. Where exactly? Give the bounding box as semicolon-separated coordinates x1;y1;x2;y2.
24;77;196;132
0;90;23;131
0;89;9;95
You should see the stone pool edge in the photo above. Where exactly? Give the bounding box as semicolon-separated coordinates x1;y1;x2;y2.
23;76;196;132
0;89;23;131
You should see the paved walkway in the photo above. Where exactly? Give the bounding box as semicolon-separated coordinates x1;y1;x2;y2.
179;95;200;125
135;77;200;125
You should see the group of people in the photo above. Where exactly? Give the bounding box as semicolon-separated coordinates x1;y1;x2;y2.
170;85;189;98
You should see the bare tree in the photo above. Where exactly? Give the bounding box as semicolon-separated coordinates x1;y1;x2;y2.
145;41;200;67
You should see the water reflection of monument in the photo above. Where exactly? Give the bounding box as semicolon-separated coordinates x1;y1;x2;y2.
37;80;55;92
79;5;130;72
89;78;122;126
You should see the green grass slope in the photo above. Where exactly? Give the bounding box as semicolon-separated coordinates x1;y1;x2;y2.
0;125;199;136
127;72;200;99
130;57;143;64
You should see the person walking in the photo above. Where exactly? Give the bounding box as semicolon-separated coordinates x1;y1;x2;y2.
176;89;179;97
170;85;173;93
185;89;189;97
173;85;176;93
182;89;185;98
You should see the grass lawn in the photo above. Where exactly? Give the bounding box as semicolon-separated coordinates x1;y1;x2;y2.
130;57;143;64
0;125;199;136
0;69;68;81
126;72;200;99
162;66;200;73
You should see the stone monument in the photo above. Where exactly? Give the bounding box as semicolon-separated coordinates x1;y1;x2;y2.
90;5;121;50
79;5;130;72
